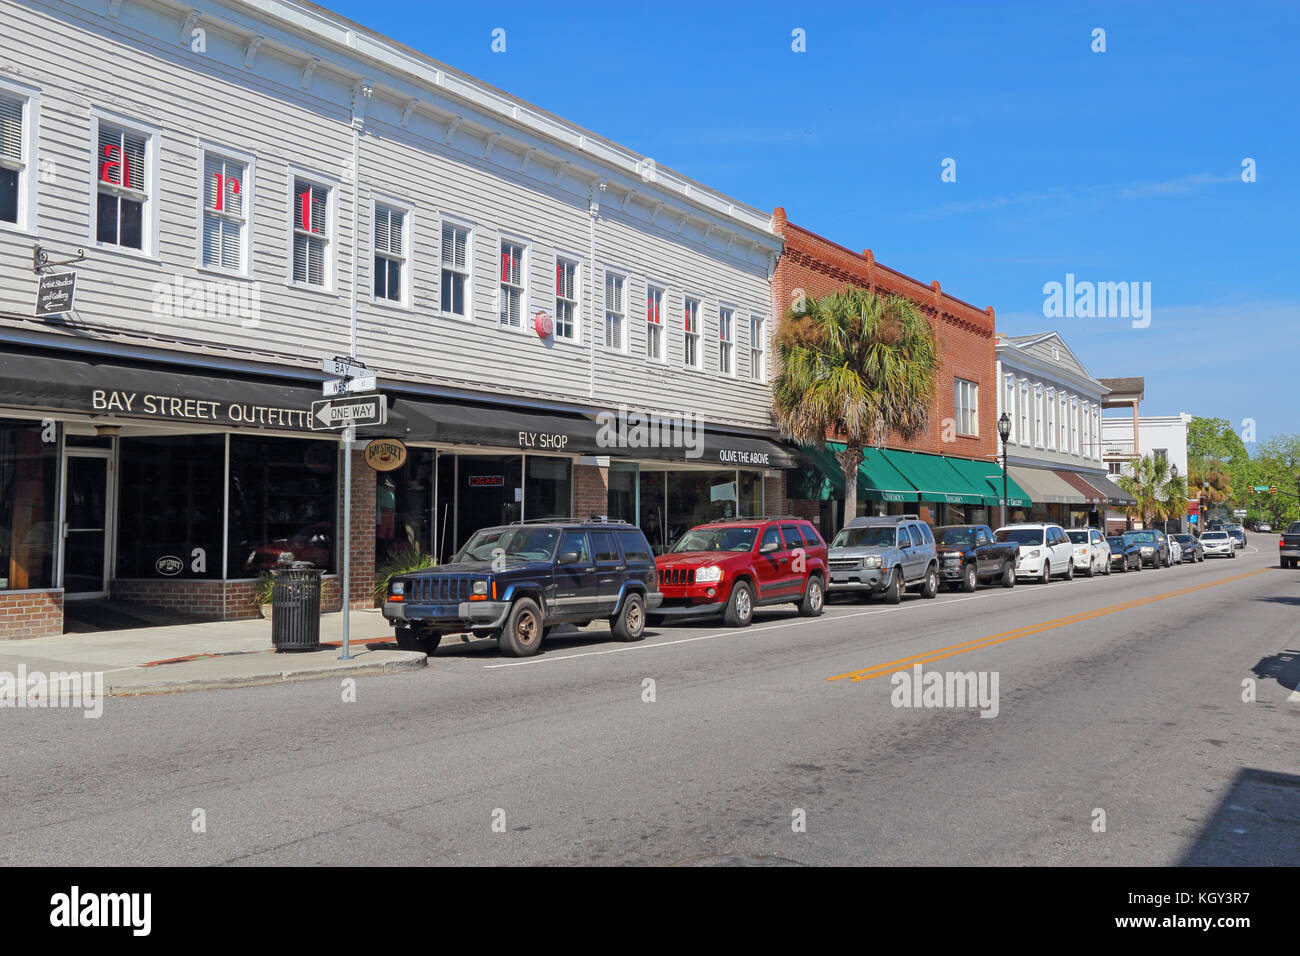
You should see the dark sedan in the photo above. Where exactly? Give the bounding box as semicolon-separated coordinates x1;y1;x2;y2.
1127;529;1171;567
1108;535;1142;572
1170;533;1203;563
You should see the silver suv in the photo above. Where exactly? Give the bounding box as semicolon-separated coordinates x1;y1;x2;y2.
827;515;939;604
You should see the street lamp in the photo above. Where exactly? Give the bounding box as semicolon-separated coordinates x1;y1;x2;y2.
1201;480;1210;536
997;412;1012;527
1170;464;1178;535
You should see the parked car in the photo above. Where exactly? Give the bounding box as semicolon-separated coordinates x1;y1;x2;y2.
1226;525;1247;549
242;522;332;574
1167;535;1183;564
1279;522;1300;568
1170;533;1203;563
1065;527;1112;577
383;520;661;656
651;517;828;627
994;523;1076;583
1255;521;1273;533
1108;535;1142;572
1127;529;1171;568
1200;530;1236;559
828;515;939;604
933;524;1019;591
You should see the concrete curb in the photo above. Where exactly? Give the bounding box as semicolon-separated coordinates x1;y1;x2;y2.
106;650;428;696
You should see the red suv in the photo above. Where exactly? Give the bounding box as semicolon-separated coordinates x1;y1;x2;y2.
649;517;828;627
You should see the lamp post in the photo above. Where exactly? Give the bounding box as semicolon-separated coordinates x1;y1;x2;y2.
1201;480;1210;537
997;412;1012;527
1170;464;1179;535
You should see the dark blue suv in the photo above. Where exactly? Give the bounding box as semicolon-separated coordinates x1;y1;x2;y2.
383;520;662;657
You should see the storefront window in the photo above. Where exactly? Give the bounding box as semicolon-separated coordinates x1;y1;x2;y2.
455;455;522;552
435;452;455;563
609;462;637;524
638;470;667;553
117;436;224;578
525;455;571;522
666;470;742;546
739;470;762;517
376;448;434;567
0;421;57;590
228;436;336;578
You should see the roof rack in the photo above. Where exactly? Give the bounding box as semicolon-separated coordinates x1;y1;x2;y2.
706;514;804;523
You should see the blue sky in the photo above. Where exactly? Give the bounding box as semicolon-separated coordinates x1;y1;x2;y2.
333;0;1299;445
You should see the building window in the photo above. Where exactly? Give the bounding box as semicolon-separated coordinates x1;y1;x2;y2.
1033;385;1044;446
1093;408;1102;459
955;378;978;436
555;257;579;341
228;437;336;577
604;271;626;350
0;90;31;227
95;120;150;251
1003;375;1016;443
117;436;225;579
373;203;407;303
750;314;766;381
499;239;525;327
1070;398;1079;454
1046;390;1057;450
1081;403;1091;459
200;151;249;274
1019;382;1030;445
0;421;58;591
1153;447;1168;463
440;221;470;317
1108;460;1123;475
1059;394;1069;451
291;177;330;287
719;307;735;375
646;284;665;361
684;297;701;368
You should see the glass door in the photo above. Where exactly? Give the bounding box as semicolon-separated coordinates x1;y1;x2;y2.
62;453;111;598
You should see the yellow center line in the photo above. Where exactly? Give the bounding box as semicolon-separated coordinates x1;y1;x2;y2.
827;568;1270;683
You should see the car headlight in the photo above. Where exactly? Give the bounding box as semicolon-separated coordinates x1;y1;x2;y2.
695;565;723;584
1026;549;1041;559
391;581;405;596
862;555;883;569
471;580;489;596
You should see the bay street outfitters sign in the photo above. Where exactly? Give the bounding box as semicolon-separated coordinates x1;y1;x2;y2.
35;272;77;316
90;389;313;429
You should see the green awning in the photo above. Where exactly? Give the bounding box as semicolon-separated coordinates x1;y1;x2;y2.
790;443;920;502
944;456;1033;509
879;449;986;505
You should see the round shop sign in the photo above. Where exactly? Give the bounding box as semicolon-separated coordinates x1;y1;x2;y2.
534;309;554;339
364;438;408;472
155;555;183;576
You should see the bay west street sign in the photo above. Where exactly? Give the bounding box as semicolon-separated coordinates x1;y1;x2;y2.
310;395;386;430
322;374;377;396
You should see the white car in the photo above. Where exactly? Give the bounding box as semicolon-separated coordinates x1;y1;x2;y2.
1065;527;1112;577
1201;530;1236;558
1167;536;1182;564
995;523;1077;583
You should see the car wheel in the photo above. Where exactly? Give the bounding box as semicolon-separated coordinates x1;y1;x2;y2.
395;627;442;655
1084;555;1095;578
961;562;978;593
920;566;939;599
1118;557;1127;573
722;580;754;627
1064;560;1074;581
1001;560;1016;588
1039;561;1051;585
798;575;825;617
1103;555;1112;575
611;591;646;642
883;568;903;604
1231;549;1237;559
498;599;544;657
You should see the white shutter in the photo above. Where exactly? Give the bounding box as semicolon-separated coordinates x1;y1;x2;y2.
441;224;466;269
0;97;21;163
202;213;221;267
375;206;391;254
221;219;241;271
203;154;223;211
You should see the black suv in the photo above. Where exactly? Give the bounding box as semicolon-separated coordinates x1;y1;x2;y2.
383;520;662;657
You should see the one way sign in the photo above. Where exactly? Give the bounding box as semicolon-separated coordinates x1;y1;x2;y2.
310;395;387;430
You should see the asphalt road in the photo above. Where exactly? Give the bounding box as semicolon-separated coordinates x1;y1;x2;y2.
3;538;1297;866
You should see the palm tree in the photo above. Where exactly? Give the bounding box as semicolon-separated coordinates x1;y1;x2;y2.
1117;455;1189;529
771;288;939;523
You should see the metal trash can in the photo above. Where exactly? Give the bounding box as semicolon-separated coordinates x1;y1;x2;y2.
270;562;322;651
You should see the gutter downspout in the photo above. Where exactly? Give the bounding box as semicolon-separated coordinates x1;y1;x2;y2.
588;180;603;400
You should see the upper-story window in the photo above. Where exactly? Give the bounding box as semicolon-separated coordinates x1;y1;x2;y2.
290;175;331;288
1019;381;1030;445
750;314;766;381
1033;385;1044;447
718;306;735;376
1003;375;1016;443
200;150;250;274
440;220;471;317
646;283;665;362
1059;393;1069;451
555;257;579;341
955;378;978;436
373;203;407;304
95;118;153;252
0;86;34;228
684;297;702;369
1081;402;1091;459
1093;407;1102;459
604;270;626;350
1070;397;1080;454
1046;389;1057;450
499;239;526;327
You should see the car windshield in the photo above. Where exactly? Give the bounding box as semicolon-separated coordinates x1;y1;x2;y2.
1065;530;1090;544
1173;535;1193;544
1107;537;1125;548
456;527;560;562
1289;523;1300;535
670;527;758;553
833;526;897;548
995;528;1043;546
936;528;975;546
1129;531;1155;542
1202;532;1228;540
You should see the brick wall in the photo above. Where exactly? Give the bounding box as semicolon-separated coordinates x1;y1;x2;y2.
770;207;997;463
343;448;376;610
574;462;609;520
112;579;229;617
764;473;786;517
0;590;64;639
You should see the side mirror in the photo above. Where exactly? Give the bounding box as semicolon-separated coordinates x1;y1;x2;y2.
759;540;779;555
559;551;581;565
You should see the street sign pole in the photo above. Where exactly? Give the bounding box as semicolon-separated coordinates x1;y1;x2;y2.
339;423;355;661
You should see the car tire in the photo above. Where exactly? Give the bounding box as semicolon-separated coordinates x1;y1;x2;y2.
1064;560;1074;581
1001;560;1016;588
883;568;903;604
722;580;754;627
1118;557;1127;573
1103;555;1112;575
611;591;646;642
798;575;825;617
498;598;544;657
1039;561;1051;585
1084;556;1095;578
961;563;978;593
920;565;939;599
395;627;442;655
1230;549;1237;559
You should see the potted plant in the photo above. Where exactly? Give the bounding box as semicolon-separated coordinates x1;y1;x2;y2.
373;544;436;604
251;571;275;619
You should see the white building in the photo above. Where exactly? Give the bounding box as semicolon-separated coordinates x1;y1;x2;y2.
1101;412;1193;532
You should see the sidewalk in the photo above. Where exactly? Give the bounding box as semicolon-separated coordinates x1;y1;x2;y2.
0;609;426;696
